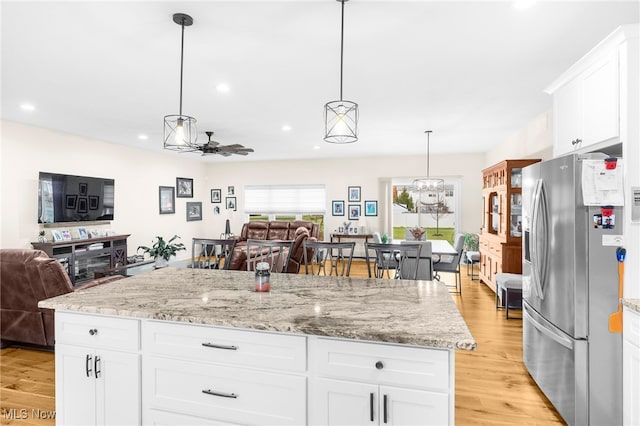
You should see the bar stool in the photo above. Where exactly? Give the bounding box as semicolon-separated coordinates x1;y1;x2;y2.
495;273;523;319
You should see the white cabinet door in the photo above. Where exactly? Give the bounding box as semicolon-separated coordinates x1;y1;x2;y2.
553;76;583;156
623;339;640;426
380;385;449;426
582;51;619;146
310;377;378;426
55;344;97;426
55;344;140;426
96;350;140;426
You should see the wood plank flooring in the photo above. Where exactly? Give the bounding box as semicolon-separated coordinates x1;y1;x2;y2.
0;262;565;425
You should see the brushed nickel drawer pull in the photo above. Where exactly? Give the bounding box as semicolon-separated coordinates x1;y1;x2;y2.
202;389;238;399
89;328;98;335
202;342;238;350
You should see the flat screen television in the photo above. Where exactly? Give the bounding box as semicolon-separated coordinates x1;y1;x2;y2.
38;172;115;223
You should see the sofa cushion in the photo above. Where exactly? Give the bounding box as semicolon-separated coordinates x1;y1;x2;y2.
267;221;290;240
245;221;269;240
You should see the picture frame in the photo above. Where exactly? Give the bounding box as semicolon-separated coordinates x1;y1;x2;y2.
77;197;88;213
348;186;361;202
228;186;235;196
65;194;77;209
176;177;193;198
226;196;237;211
348;204;361;220
364;200;378;216
211;189;222;203
332;200;345;216
77;227;88;239
79;183;88;196
159;186;175;214
51;229;63;242
186;201;203;222
61;229;72;241
88;195;99;210
213;206;221;215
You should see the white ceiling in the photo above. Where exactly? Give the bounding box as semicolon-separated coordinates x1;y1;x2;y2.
2;1;638;162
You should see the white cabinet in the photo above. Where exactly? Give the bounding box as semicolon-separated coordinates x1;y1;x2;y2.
141;320;307;425
308;337;453;425
54;312;141;426
623;307;640;426
546;25;638;157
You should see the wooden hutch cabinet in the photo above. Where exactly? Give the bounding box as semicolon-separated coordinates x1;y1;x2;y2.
479;159;540;291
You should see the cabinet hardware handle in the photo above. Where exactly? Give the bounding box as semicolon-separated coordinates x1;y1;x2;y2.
575;138;582;145
202;342;238;350
85;354;93;377
370;392;375;422
94;356;101;379
202;389;238;399
375;361;384;370
89;328;98;336
383;394;388;424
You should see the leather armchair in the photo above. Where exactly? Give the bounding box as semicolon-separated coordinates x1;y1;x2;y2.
0;249;123;348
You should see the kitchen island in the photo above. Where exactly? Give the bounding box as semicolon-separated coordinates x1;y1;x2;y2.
39;267;476;425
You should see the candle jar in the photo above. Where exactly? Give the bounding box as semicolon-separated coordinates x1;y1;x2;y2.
255;262;271;292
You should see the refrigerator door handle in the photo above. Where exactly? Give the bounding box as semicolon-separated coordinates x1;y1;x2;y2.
524;304;573;350
531;179;548;299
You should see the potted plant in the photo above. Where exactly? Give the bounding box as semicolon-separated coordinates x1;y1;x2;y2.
38;230;47;243
137;235;186;268
463;233;479;263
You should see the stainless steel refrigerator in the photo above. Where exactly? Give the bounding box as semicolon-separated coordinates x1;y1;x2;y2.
522;154;623;426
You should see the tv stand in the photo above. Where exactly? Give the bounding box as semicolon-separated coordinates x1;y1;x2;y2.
32;234;130;286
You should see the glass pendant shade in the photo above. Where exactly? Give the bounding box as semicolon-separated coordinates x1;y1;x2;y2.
324;100;358;144
164;114;198;152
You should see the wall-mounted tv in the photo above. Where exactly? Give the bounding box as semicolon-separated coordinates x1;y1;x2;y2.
38;172;115;223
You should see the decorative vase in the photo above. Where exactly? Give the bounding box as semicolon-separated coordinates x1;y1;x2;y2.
154;257;169;268
38;235;47;243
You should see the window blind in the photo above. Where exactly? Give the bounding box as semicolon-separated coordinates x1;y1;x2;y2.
244;184;326;214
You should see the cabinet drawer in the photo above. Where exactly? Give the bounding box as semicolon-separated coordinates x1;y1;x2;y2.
624;308;640;347
143;357;306;425
55;312;139;351
310;337;450;391
142;320;306;372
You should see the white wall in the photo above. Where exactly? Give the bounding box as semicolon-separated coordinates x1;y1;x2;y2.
0;120;485;257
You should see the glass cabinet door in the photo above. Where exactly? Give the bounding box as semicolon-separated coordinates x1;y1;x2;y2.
511;168;523;188
490;192;499;233
510;193;522;237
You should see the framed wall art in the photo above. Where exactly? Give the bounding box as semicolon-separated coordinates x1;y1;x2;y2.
176;177;193;198
159;186;175;214
364;200;378;216
186;201;202;221
226;197;237;211
348;186;361;202
348;204;361;220
332;200;345;216
211;189;222;203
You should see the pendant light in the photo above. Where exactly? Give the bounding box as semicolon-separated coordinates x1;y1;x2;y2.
413;130;444;228
164;13;198;152
324;0;358;144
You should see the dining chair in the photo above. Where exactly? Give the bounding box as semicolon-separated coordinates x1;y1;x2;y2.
245;239;294;273
303;241;356;277
191;238;237;270
433;233;465;294
400;240;434;281
365;242;422;280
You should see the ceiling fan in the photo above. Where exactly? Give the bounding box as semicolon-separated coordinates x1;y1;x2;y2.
199;131;254;157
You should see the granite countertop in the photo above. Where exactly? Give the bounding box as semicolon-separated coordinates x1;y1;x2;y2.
622;299;640;314
39;267;476;351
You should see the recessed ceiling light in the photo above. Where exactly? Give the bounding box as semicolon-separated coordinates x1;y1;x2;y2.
138;134;149;140
282;125;292;132
216;83;230;93
20;103;35;111
313;145;321;150
514;0;536;9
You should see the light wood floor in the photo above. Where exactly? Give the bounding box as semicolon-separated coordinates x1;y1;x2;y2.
0;262;565;425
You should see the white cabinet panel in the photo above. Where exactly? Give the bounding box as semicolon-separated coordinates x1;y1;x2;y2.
381;385;449;426
55;311;139;351
55;345;97;426
623;308;640;426
310;378;378;426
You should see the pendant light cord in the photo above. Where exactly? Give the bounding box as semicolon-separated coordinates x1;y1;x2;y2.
425;130;431;178
179;18;186;116
339;0;345;101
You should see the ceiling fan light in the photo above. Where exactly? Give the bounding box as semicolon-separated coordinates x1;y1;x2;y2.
324;100;358;144
164;114;198;152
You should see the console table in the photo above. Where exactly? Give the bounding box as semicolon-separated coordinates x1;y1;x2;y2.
330;233;374;258
32;234;130;286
